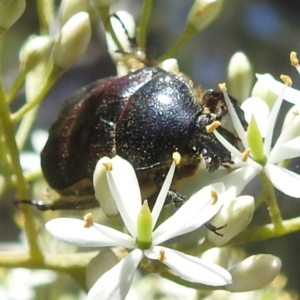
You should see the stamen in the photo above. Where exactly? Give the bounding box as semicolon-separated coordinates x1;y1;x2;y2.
293;109;299;116
218;83;227;91
102;157;112;170
83;213;94;228
280;74;292;87
290;51;299;67
211;189;218;204
158;249;166;262
241;148;251;162
206;121;221;132
172;151;181;165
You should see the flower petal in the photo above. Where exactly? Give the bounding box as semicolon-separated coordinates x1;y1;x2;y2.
46;218;135;248
268;136;300;164
264;164;300;198
87;249;143;300
145;246;232;286
240;97;270;138
152;183;224;244
216;166;259;199
152;160;176;228
108;156;142;238
256;73;300;104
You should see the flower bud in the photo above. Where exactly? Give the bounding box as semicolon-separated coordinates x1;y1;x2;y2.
106;11;135;60
0;0;25;31
227;52;253;102
52;12;91;71
281;105;300;141
93;157;118;217
159;58;179;74
187;0;223;33
19;35;53;72
59;0;89;25
252;74;277;109
207;196;254;246
201;247;230;269
226;254;282;292
86;249;119;290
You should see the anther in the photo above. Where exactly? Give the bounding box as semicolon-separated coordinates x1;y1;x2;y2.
290;51;299;67
211;189;218;204
206;121;221;133
241;148;251;162
83;213;94;228
280;74;292;87
218;83;227;91
172;151;181;165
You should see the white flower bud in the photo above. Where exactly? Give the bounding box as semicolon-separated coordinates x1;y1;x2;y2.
93;157;119;217
201;247;230;269
0;0;26;31
52;12;91;71
159;58;179;74
227;52;254;102
207;196;254;246
226;254;282;292
59;0;89;25
91;0;117;9
19;35;53;71
86;249;119;290
187;0;223;33
106;11;135;61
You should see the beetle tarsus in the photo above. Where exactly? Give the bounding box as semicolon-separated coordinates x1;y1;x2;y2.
205;222;227;236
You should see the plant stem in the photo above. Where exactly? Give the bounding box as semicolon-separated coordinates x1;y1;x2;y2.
6;68;26;104
229;215;300;245
157;26;196;62
137;0;153;50
259;172;284;232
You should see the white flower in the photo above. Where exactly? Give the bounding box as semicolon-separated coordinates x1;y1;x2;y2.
212;75;300;198
46;155;232;300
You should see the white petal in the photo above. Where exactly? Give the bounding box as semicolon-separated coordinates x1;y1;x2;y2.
216;167;259;199
263;86;285;156
264;164;300;198
46;218;135;248
145;246;232;286
222;91;248;147
268;136;300;164
20;152;40;171
108;156;142;238
240;97;270;137
257;73;300;105
87;249;143;300
152;161;176;228
152;183;224;245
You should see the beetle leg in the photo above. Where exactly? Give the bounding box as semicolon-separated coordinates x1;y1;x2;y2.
205;222;227;236
165;190;187;207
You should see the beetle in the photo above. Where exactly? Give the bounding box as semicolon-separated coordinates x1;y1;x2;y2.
23;65;246;211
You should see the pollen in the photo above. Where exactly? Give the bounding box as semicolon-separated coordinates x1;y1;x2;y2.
158;249;166;262
102;158;112;170
218;83;227;92
83;213;94;228
290;51;299;67
172;151;181;165
206;121;221;132
211;189;218;205
280;74;292;87
241;148;251;162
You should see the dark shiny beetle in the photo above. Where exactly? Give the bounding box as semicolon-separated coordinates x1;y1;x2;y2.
37;66;245;210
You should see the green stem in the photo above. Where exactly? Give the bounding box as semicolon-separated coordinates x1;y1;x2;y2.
137;0;153;50
157;26;196;62
98;7;124;52
6;67;26;104
11;65;62;123
0;87;43;260
229;215;300;245
36;0;52;34
259;172;284;232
